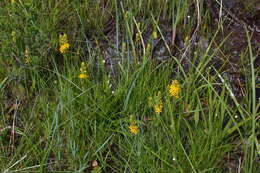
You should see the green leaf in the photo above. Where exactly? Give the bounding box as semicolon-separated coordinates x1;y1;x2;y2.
194;105;200;126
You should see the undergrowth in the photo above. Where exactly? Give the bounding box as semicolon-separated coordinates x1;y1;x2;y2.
0;0;259;172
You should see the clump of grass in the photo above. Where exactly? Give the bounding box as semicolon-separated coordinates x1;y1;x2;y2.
0;0;259;172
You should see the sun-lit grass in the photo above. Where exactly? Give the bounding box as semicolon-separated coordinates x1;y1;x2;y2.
0;0;259;172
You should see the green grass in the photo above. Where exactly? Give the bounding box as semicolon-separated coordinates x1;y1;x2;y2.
0;0;259;172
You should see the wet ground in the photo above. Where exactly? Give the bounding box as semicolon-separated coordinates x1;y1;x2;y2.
1;1;259;172
90;0;260;101
207;0;260;100
88;2;260;171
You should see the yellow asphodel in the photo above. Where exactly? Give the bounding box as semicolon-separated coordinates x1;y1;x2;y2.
59;43;70;54
79;73;88;79
148;91;164;114
129;124;139;135
78;62;88;79
154;103;163;114
168;80;181;98
24;48;31;64
129;115;139;135
152;31;158;39
11;31;16;42
59;33;70;54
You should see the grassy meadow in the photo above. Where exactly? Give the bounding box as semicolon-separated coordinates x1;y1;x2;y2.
0;0;259;172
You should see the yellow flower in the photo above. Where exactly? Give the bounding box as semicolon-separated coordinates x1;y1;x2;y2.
80;62;87;73
129;114;137;124
152;31;158;39
11;31;16;42
11;0;15;4
146;43;151;52
79;73;88;79
128;115;139;135
59;43;70;54
59;33;69;45
135;32;141;42
25;57;31;64
24;48;31;64
59;33;69;54
78;62;88;79
154;103;163;114
148;91;164;114
129;124;139;135
168;80;181;98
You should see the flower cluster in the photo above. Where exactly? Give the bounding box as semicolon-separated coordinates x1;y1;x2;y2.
129;124;139;135
168;80;181;98
153;103;163;114
135;32;141;42
152;30;158;39
79;62;88;79
148;91;163;114
11;31;16;42
129;115;139;135
59;33;70;54
24;48;31;64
